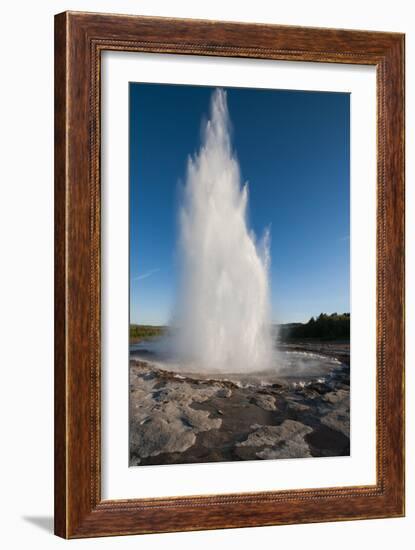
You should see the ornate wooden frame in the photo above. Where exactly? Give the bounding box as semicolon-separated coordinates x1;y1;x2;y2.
54;11;405;538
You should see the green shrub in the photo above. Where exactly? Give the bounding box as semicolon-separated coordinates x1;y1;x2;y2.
129;325;165;342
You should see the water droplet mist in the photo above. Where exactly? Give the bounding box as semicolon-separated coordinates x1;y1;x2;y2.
174;89;273;373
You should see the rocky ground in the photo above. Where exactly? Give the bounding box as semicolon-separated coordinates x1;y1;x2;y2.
129;344;350;466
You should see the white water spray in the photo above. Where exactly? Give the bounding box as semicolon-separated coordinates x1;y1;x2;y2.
174;89;273;372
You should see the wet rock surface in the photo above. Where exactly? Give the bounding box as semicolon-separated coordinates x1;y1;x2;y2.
129;351;350;466
236;420;313;459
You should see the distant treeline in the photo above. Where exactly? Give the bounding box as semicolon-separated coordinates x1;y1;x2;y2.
280;313;350;341
130;324;165;342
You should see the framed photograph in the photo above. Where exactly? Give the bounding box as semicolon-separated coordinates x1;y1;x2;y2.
54;11;405;538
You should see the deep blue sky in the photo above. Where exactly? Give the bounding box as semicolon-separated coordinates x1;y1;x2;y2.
130;83;350;325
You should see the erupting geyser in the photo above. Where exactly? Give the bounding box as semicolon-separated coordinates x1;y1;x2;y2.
174;89;273;373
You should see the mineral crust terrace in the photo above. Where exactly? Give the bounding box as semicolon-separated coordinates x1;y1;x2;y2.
129;353;350;466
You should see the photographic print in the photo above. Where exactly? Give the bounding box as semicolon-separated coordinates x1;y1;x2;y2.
129;83;350;467
55;13;405;537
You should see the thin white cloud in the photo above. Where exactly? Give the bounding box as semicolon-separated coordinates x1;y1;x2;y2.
134;268;160;281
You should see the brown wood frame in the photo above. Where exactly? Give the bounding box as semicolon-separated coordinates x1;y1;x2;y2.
54;11;405;539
